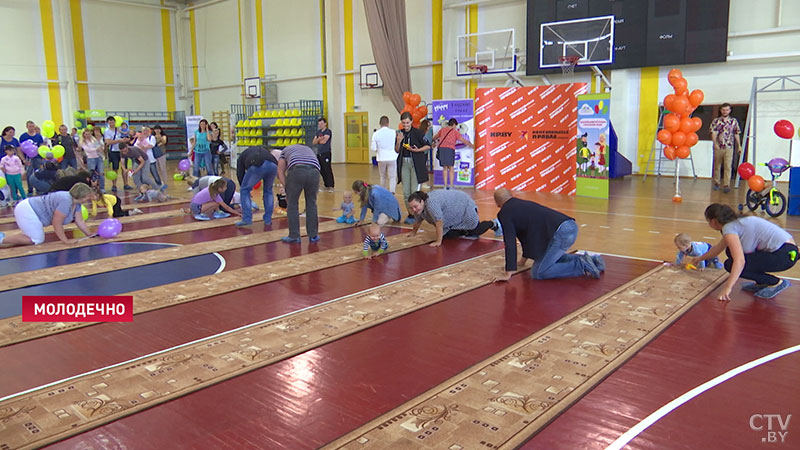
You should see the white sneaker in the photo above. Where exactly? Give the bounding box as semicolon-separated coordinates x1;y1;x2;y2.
131;208;143;215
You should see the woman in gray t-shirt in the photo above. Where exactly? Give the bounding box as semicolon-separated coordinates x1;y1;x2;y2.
0;183;96;246
690;203;797;300
406;190;495;247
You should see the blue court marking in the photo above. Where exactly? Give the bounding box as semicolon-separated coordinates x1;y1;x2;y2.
0;245;223;319
0;242;172;277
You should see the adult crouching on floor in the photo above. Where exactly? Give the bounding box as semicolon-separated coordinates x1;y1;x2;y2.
492;188;604;282
0;183;95;246
407;189;496;247
690;203;797;300
236;146;278;226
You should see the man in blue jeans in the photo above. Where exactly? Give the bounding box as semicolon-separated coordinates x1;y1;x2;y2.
235;146;278;226
492;188;605;282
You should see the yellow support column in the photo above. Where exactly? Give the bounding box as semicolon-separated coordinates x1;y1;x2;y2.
39;0;63;124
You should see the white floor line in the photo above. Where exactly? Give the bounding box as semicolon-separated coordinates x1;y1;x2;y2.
0;250;495;403
605;344;800;450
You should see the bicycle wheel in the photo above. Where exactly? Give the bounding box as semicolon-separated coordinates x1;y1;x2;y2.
745;189;760;211
765;191;787;217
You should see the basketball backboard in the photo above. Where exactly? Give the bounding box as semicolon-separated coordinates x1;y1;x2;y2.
539;15;614;69
456;29;517;77
244;77;261;99
359;63;383;89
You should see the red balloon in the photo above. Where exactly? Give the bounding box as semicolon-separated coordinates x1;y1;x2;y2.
691;117;703;132
253;181;262;190
676;145;691;159
685;132;699;147
411;109;425;120
401;104;413;115
663;146;676;160
672;96;690;115
409;94;421;107
657;129;672;145
671;78;688;91
416;105;428;118
663;114;680;132
679;117;694;134
668;69;683;82
738;162;756;180
674;86;689;97
688;89;704;108
671;131;687;147
748;175;765;192
412;119;420;128
402;91;411;104
774;120;795;139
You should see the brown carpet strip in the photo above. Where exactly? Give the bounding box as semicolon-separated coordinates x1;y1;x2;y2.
0;198;189;225
0;246;514;449
0;211;230;260
0;220;350;292
0;232;432;348
323;265;726;449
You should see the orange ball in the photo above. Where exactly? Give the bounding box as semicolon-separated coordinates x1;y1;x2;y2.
672;194;683;203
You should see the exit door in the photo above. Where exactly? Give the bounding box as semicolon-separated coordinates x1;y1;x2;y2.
344;112;369;163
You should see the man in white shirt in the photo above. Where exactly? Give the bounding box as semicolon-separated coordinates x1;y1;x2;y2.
371;115;399;193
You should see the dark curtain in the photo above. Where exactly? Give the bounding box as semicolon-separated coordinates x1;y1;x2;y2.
363;0;412;112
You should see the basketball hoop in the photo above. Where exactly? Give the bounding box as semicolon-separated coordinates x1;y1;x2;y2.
467;64;488;82
359;82;379;90
559;56;580;75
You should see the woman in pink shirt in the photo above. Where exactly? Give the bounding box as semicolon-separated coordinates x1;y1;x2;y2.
1;145;26;203
189;178;240;221
433;118;473;190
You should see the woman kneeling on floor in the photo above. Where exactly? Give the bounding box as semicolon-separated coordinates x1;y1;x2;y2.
691;203;797;300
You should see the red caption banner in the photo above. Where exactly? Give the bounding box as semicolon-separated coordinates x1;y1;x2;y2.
22;296;134;322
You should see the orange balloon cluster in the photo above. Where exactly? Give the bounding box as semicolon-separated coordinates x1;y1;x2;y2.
401;91;428;128
657;69;704;160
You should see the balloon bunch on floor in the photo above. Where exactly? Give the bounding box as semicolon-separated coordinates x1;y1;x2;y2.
400;91;428;128
657;69;704;161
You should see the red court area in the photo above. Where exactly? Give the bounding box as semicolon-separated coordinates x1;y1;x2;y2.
2;214;797;450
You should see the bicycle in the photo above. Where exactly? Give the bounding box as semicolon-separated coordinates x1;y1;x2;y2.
738;160;791;217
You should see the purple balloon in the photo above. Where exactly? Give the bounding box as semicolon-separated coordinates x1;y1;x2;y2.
20;140;38;158
98;218;122;238
768;157;790;174
178;158;191;171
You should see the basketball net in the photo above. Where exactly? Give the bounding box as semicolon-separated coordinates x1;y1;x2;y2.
467;64;488;82
559;56;580;75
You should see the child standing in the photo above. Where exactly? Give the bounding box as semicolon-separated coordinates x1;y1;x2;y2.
275;185;287;215
334;191;356;223
363;223;389;259
189;178;240;221
1;145;26;204
674;233;723;269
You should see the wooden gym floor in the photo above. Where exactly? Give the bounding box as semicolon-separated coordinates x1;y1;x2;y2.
0;161;797;449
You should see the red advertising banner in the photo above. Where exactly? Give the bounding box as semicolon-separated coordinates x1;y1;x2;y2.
22;296;134;322
474;84;588;193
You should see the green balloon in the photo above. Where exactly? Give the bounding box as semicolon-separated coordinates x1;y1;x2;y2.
74;120;82;128
0;178;6;189
81;205;89;221
87;124;93;130
106;170;118;181
173;173;184;181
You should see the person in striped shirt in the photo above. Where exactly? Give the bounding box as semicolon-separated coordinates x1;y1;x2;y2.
363;223;388;259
